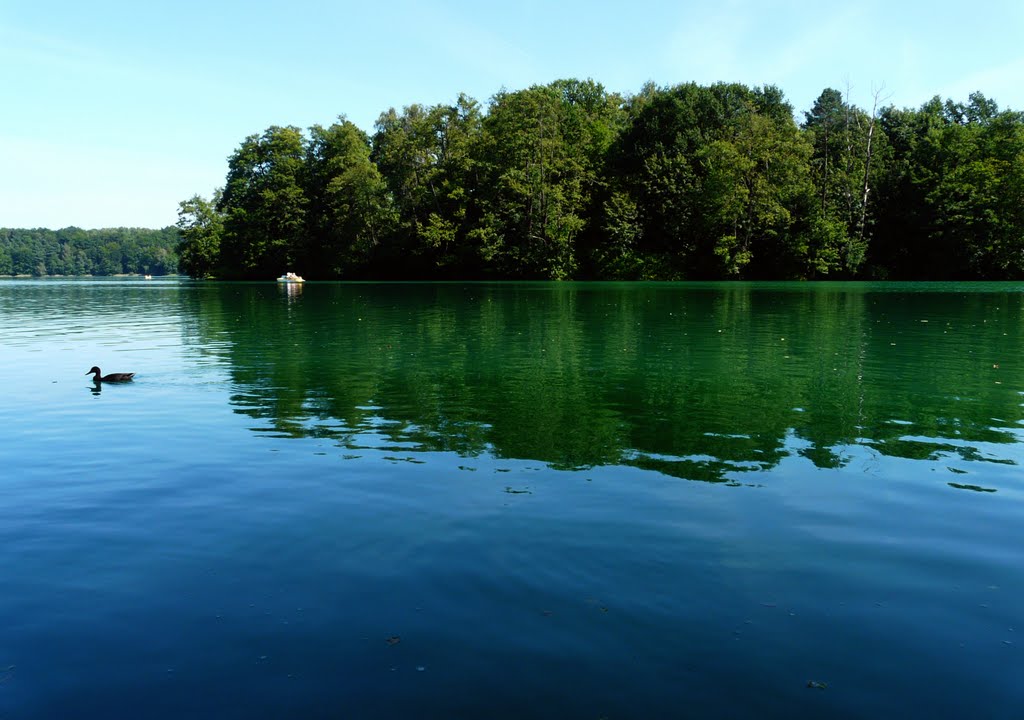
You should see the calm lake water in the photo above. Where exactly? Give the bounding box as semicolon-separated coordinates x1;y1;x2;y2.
1;278;1022;719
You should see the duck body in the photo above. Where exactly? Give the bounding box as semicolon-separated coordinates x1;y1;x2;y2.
86;366;135;383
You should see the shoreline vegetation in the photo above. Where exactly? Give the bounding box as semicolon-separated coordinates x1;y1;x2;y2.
0;227;177;277
175;79;1024;281
6;79;1024;281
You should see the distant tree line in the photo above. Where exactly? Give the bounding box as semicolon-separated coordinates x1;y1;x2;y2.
176;79;1021;281
0;227;179;276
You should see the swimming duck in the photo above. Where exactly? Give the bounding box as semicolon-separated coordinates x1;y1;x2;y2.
86;366;135;383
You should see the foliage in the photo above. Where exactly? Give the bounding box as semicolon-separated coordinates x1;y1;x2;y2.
870;93;1024;278
801;88;887;275
472;80;624;278
371;95;482;276
306;118;395;277
158;80;1024;281
176;193;223;278
0;226;178;276
217;126;309;279
600;82;818;279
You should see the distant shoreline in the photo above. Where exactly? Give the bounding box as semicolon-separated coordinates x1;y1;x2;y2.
1;273;173;278
1;226;179;276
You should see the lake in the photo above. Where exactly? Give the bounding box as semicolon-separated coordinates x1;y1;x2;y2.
1;278;1022;719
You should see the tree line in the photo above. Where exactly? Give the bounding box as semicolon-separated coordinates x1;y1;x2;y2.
0;227;179;276
169;79;1021;281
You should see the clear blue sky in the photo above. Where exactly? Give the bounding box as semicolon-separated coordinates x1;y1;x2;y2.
2;0;1022;229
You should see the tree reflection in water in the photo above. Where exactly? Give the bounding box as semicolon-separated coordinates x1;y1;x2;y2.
180;281;1023;483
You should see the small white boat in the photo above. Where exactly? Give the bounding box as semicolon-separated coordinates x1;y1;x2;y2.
277;272;304;283
144;275;152;280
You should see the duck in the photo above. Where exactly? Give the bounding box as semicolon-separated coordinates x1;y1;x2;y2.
86;366;136;383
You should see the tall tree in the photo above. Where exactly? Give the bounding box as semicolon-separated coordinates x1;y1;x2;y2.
472;80;622;278
697;110;816;277
305;119;395;277
603;82;817;278
371;94;483;276
802;86;888;276
175;193;223;278
218;126;308;279
872;93;1024;278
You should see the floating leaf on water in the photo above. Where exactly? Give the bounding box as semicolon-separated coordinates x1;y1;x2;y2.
807;680;828;690
386;636;401;646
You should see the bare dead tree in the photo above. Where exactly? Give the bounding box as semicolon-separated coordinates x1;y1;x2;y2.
856;84;892;245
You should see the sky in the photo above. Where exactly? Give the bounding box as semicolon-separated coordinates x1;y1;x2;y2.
2;0;1023;229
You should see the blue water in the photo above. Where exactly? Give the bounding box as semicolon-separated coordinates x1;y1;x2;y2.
1;278;1022;718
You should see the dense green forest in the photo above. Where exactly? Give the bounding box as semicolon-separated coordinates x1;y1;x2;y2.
175;79;1024;281
0;227;178;276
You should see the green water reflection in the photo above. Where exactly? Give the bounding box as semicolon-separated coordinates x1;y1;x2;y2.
182;281;1023;483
